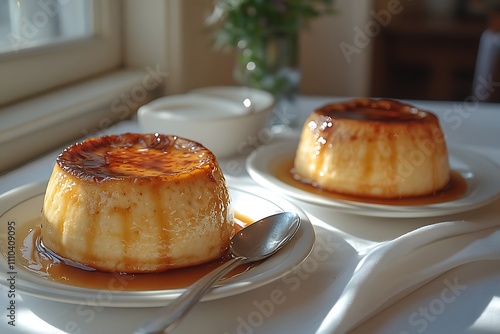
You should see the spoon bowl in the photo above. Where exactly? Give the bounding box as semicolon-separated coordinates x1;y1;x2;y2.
135;211;300;334
230;212;300;260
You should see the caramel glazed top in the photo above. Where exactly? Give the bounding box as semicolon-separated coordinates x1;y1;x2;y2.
315;98;438;123
57;133;217;182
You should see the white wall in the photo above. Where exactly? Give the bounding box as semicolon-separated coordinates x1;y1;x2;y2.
123;0;234;95
123;0;168;71
300;0;374;97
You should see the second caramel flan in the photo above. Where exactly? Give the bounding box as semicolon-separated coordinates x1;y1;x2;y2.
41;133;233;273
294;99;450;198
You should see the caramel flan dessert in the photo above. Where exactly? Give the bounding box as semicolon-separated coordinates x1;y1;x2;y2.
41;133;233;273
294;98;450;199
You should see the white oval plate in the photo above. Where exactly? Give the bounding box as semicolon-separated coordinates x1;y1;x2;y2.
246;139;500;218
0;180;314;307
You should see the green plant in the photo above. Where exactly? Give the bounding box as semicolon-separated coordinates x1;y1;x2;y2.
207;0;335;50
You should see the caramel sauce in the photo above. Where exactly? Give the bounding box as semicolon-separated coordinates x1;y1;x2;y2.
274;157;467;206
316;98;436;123
58;133;215;181
17;213;254;291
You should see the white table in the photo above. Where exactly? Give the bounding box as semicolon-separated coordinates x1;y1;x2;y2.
1;96;499;334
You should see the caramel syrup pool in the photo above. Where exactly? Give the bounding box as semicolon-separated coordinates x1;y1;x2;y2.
17;213;255;291
275;157;467;206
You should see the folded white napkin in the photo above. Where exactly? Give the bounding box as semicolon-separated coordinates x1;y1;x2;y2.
316;220;500;334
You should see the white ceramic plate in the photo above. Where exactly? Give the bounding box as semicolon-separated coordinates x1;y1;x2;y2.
246;139;500;218
0;180;314;307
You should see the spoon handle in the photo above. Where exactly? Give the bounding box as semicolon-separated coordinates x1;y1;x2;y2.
135;256;247;334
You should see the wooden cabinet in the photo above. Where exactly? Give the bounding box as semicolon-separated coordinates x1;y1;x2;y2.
371;7;486;101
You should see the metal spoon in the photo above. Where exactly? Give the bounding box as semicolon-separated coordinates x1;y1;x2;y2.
135;211;301;334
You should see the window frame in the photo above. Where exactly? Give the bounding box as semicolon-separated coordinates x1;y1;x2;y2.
0;0;122;106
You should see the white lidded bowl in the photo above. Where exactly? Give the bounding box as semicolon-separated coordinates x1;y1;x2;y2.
137;87;274;157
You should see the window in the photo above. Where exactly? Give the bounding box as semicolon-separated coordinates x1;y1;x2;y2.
0;0;121;106
0;0;92;52
0;0;133;173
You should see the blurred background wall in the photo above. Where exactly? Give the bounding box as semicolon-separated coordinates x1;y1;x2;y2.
124;0;488;101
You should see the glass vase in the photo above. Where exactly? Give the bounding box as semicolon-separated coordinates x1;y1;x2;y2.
234;32;300;128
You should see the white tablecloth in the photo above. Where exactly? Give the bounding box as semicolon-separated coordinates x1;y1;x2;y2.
1;96;499;334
